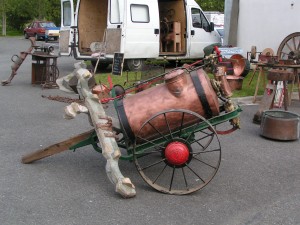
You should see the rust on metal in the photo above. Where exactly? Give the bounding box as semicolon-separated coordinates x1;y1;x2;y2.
2;37;36;85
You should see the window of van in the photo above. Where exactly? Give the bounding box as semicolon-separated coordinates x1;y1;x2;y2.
63;1;72;26
110;0;121;23
131;4;149;23
191;8;210;31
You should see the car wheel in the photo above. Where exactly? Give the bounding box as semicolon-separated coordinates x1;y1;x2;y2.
124;59;145;71
91;60;110;72
24;32;29;39
35;34;39;41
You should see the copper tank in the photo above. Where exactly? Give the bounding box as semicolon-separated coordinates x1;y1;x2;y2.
116;69;220;141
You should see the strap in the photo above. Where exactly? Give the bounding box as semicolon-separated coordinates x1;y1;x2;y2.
190;70;213;118
116;100;135;141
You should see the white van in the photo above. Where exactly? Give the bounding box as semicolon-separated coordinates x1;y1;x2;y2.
59;0;221;70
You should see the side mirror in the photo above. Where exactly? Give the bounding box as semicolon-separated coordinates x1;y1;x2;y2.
210;22;215;32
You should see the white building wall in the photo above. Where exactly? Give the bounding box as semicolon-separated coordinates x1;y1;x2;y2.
236;0;299;57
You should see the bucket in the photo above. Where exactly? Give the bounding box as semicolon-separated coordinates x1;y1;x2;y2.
226;75;244;91
260;110;299;141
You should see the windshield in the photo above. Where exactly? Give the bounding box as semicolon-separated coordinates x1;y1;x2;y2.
40;22;56;28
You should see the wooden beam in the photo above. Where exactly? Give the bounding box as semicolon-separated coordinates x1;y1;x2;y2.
21;130;94;164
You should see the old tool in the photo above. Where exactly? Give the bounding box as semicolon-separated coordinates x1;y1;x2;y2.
1;37;36;85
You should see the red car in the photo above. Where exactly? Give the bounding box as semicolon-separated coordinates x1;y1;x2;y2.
24;21;58;41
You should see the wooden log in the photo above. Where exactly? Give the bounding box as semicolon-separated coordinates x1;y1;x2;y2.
21;129;94;164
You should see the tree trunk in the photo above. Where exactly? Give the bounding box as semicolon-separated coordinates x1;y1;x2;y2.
2;11;6;36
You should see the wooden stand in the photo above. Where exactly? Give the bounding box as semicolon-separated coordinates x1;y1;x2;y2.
32;52;59;88
253;69;296;124
252;63;300;104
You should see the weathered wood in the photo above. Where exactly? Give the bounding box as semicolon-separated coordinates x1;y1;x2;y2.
21;130;94;164
76;68;136;198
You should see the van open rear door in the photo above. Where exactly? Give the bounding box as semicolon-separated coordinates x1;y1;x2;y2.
59;0;75;56
123;0;160;59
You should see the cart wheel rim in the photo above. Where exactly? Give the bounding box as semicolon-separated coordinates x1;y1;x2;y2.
164;141;190;166
134;109;221;195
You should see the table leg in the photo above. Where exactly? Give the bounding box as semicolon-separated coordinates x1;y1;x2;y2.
253;67;263;103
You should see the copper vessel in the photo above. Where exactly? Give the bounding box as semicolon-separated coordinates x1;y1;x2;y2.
226;75;244;91
215;66;233;98
230;54;250;77
260;110;299;141
116;69;220;140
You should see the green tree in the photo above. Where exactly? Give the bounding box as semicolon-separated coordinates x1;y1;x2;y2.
1;0;8;35
4;0;61;31
197;0;225;12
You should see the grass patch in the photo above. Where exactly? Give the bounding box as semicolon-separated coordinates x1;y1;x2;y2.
0;29;23;36
94;68;267;98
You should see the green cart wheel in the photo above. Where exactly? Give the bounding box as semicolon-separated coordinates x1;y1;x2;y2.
134;109;221;195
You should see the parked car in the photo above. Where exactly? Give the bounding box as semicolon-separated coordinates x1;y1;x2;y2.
24;21;60;41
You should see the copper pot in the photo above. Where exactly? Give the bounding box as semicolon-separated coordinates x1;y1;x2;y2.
260;110;299;140
116;69;220;140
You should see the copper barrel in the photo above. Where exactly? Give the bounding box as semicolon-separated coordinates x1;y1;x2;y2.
116;69;220;141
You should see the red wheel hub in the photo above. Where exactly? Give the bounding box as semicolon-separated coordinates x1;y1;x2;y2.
165;141;190;166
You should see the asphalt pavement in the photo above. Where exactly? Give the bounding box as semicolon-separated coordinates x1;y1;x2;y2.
0;37;299;225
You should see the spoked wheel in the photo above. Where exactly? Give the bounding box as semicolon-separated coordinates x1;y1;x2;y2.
277;32;300;63
134;109;221;195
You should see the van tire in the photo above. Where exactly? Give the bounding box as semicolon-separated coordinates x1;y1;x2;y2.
91;60;110;72
125;59;145;71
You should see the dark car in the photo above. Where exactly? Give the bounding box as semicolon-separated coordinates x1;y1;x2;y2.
24;21;59;41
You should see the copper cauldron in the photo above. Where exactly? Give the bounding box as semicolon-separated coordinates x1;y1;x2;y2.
260;110;299;141
116;69;220;141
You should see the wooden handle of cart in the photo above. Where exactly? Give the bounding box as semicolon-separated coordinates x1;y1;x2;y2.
21;129;94;164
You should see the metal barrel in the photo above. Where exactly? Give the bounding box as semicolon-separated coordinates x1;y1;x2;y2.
116;68;220;141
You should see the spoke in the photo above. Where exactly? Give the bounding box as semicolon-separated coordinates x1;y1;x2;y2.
192;156;217;169
185;120;202;142
297;39;300;50
191;132;214;145
148;121;169;142
194;140;205;150
292;37;297;50
163;113;173;140
152;164;168;184
281;51;289;56
137;136;165;150
285;42;293;52
186;164;205;183
136;150;162;158
193;148;221;156
182;167;189;190
178;112;185;137
169;166;176;191
138;158;166;171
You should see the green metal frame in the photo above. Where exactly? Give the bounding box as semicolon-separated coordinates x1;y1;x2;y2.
68;105;242;161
